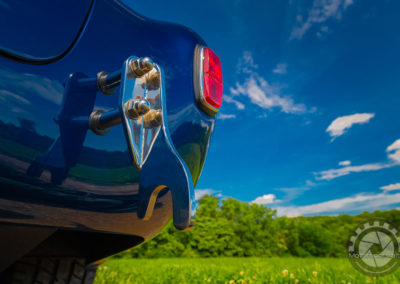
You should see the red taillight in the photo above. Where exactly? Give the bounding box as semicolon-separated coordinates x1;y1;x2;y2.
194;46;223;116
203;48;222;83
203;48;223;109
203;74;223;108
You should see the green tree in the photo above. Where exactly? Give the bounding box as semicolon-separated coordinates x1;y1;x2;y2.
115;195;400;259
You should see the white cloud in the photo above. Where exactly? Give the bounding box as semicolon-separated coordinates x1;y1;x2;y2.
224;95;245;110
326;113;375;139
290;0;355;40
315;138;400;180
276;192;400;217
230;76;306;114
236;51;258;74
251;194;277;205
338;160;351;166
231;52;310;115
387;139;400;163
194;189;220;200
219;113;236;120
380;183;400;192
316;163;391;180
344;0;354;9
272;63;288;74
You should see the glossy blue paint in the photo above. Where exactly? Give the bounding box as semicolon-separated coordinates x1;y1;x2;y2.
0;0;94;63
26;72;97;185
0;0;215;239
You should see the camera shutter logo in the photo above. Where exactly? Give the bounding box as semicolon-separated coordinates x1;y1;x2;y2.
348;218;400;276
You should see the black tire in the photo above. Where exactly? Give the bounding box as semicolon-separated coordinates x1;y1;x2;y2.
0;257;98;284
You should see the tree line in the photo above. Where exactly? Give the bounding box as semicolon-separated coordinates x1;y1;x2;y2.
116;195;400;258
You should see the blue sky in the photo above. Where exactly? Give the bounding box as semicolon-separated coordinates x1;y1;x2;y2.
127;0;400;216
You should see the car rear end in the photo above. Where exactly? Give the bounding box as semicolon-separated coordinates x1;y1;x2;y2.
0;0;222;282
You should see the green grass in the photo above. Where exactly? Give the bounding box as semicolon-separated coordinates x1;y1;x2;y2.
94;257;400;284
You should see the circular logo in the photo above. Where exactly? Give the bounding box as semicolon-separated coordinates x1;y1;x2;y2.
348;218;400;276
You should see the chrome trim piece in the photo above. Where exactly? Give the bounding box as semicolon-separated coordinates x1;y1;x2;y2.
89;98;151;136
96;58;155;95
136;61;196;230
119;57;162;170
96;71;117;95
88;109;110;136
65;56;196;230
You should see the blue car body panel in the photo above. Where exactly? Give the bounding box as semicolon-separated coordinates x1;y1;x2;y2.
0;0;94;63
0;0;215;241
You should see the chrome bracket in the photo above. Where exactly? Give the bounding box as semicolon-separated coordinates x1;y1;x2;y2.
27;56;196;230
119;57;195;230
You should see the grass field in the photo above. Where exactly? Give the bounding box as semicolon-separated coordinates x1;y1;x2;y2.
94;258;400;284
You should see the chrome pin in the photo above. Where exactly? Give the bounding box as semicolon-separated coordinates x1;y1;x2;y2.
96;57;154;95
89;99;150;135
128;57;154;78
144;69;161;91
125;99;151;120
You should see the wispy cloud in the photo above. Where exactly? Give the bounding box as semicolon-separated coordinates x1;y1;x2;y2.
276;191;400;217
316;163;391;180
315;139;400;180
0;68;63;105
251;194;277;205
236;51;258;74
275;180;316;203
251;181;316;208
380;183;400;192
290;0;354;40
194;189;220;200
387;139;400;163
272;63;287;74
231;52;310;115
218;113;236;120
326;113;375;140
224;95;245;110
230;76;307;114
338;160;351;166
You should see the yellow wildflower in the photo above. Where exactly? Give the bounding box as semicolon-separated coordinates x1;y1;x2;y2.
290;273;295;279
229;280;235;284
295;279;299;284
312;271;317;277
240;271;244;276
282;269;289;277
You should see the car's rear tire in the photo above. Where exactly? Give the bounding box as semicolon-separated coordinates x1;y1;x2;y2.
0;257;98;284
